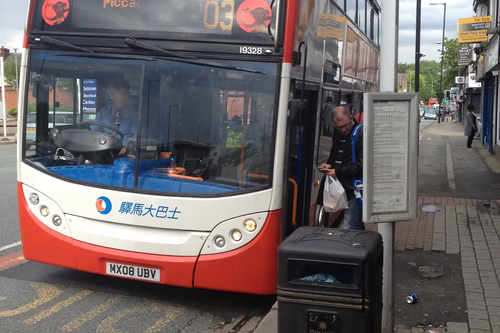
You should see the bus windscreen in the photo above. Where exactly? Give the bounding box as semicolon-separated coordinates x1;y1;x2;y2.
32;0;275;43
21;50;278;195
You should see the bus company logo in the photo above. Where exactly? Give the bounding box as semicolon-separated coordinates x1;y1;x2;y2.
42;0;70;26
236;0;272;33
96;197;112;215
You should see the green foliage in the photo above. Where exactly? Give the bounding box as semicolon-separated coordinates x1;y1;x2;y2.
56;78;74;93
8;108;17;116
398;60;441;103
398;63;415;73
26;102;74;113
3;58;20;87
442;38;460;92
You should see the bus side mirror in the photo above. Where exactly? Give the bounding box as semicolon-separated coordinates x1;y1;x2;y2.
290;99;309;126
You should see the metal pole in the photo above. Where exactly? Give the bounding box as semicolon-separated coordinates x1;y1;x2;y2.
13;48;18;93
438;4;446;124
380;0;398;331
409;71;412;92
415;0;421;93
1;54;7;140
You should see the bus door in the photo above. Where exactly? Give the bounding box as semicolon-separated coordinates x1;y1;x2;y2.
284;84;320;235
312;89;341;227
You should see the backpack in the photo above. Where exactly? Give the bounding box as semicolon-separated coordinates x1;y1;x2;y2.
351;124;363;208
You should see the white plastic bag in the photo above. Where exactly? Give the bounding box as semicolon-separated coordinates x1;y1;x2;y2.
323;176;349;213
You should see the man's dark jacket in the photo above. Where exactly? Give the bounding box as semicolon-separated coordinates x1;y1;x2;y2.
318;120;363;203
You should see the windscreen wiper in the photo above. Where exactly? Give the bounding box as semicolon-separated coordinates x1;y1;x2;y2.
125;37;197;60
156;57;267;75
36;36;93;53
54;52;156;61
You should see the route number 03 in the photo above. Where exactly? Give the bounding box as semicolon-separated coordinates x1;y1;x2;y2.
204;0;235;31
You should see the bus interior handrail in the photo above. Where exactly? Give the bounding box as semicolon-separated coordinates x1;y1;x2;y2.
274;0;281;53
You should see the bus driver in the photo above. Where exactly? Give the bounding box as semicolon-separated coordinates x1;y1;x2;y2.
92;79;138;155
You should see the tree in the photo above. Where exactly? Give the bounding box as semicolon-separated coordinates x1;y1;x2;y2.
419;60;440;95
418;74;434;102
406;70;415;92
398;63;415;73
442;38;460;92
399;60;440;103
3;58;20;87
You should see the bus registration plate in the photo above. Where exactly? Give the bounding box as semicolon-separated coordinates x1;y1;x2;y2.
106;262;160;282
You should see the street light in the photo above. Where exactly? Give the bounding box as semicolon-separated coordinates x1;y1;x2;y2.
415;0;422;94
430;2;446;124
0;45;7;140
13;48;18;93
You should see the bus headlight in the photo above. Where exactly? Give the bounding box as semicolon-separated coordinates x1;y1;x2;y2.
40;206;50;217
29;193;39;205
231;230;242;242
244;219;257;232
214;236;226;248
52;215;62;226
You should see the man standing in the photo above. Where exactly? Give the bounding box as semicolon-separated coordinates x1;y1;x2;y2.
319;105;363;230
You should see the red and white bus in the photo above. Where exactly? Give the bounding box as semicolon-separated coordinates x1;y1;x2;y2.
429;98;438;107
17;0;380;295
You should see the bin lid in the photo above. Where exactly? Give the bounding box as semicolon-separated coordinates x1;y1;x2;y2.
279;227;383;262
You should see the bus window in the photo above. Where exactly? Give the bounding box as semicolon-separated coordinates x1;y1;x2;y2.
22;50;278;195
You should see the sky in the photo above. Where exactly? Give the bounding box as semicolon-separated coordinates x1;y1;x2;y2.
399;0;476;63
0;0;477;64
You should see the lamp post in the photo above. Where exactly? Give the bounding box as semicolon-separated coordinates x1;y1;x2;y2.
0;46;7;140
430;2;446;124
415;0;422;94
409;71;412;92
13;48;18;93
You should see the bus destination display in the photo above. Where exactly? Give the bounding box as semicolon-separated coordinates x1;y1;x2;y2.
37;0;273;39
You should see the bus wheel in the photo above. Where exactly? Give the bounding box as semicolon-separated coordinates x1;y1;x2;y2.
314;204;329;228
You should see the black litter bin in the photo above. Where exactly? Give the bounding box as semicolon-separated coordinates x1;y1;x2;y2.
277;227;383;333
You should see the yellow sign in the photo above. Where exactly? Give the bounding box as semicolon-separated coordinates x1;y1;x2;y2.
459;30;488;43
317;13;345;41
458;16;492;43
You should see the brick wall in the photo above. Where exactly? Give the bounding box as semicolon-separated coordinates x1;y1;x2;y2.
0;85;18;112
0;85;75;112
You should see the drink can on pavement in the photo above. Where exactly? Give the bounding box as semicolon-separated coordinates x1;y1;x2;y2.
406;294;418;304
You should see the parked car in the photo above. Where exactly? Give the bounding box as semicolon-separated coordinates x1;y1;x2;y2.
423;108;437;120
15;112;96;149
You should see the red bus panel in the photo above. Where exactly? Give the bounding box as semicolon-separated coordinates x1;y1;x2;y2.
18;183;280;294
194;210;281;295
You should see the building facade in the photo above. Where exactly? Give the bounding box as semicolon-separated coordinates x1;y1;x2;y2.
471;0;499;154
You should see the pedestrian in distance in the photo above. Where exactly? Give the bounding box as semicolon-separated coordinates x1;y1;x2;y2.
464;104;478;150
319;105;364;230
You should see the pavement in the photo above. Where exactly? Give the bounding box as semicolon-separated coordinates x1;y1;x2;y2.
252;120;500;333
